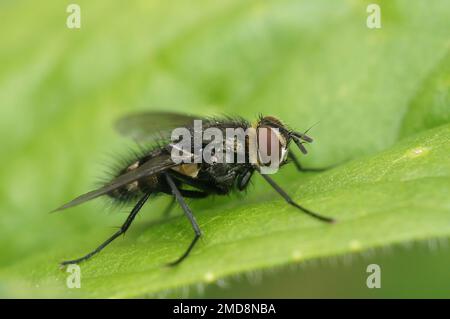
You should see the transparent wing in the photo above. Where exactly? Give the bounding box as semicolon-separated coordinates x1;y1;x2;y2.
115;111;206;142
53;153;176;212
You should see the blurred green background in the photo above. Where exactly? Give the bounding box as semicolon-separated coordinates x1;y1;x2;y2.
0;0;449;298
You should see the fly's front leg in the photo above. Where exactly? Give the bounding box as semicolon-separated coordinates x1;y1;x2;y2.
259;171;335;223
288;152;331;172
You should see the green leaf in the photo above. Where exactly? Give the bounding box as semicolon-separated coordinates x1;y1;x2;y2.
399;51;450;137
0;0;449;297
1;124;449;298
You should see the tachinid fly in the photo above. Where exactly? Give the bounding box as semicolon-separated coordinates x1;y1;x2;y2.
55;112;335;266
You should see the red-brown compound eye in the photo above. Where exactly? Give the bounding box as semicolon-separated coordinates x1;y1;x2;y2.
257;126;283;165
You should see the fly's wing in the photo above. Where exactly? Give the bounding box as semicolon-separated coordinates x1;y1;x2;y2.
55;111;208;212
53;153;176;212
115;111;208;143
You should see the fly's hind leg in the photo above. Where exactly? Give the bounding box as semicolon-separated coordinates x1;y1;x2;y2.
60;192;151;266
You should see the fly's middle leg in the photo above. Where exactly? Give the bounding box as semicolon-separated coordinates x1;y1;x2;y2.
163;172;202;266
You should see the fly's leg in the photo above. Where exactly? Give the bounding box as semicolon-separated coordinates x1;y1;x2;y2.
60;192;151;266
169;170;223;194
162;190;206;218
259;172;335;223
164;172;202;266
288;152;331;172
237;167;255;191
162;197;176;218
179;189;209;198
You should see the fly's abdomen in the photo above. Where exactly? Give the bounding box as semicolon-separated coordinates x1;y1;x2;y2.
107;159;160;202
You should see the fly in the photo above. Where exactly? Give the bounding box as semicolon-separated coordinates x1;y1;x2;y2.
54;111;335;266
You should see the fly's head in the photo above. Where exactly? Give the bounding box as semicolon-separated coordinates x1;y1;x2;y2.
254;115;313;171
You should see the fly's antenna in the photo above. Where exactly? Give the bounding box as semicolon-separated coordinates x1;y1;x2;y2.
290;131;313;143
258;116;316;154
289;121;320;154
292;136;308;154
303;121;321;135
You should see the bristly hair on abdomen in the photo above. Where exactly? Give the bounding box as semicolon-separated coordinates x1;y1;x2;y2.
94;139;170;205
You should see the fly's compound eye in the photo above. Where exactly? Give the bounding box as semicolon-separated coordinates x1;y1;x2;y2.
256;126;286;167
